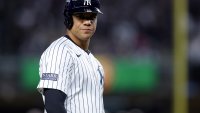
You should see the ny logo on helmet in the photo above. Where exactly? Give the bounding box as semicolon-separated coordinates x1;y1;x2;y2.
84;0;91;5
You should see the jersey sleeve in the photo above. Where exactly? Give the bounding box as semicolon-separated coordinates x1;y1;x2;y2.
37;42;74;95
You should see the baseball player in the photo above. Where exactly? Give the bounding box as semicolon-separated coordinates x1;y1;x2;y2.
37;0;105;113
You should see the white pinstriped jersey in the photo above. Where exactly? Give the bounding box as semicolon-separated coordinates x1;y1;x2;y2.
37;36;105;113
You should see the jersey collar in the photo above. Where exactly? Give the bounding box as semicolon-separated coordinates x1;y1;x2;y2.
64;35;91;55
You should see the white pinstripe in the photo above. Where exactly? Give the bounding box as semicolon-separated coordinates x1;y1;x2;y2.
37;36;105;113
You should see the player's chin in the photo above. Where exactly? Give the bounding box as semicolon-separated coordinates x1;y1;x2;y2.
83;30;94;35
81;33;94;40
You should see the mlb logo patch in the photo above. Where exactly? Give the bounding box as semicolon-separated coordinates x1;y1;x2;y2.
41;73;58;81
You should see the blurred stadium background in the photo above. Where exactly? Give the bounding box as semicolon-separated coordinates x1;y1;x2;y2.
0;0;200;113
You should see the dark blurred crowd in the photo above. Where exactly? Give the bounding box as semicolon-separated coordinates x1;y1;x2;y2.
0;0;172;56
0;0;200;113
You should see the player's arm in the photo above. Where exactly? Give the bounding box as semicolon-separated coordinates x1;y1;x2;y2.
44;88;67;113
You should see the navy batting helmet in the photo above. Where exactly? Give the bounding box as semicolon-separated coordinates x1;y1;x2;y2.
64;0;103;29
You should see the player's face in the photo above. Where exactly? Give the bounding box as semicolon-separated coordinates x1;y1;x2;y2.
70;13;97;41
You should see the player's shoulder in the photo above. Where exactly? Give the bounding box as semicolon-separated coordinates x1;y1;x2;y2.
90;53;101;64
49;36;68;49
40;36;72;57
45;36;70;51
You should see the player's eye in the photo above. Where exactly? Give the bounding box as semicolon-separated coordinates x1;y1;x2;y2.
74;13;97;20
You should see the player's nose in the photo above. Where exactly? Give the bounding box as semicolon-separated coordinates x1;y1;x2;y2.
83;20;93;26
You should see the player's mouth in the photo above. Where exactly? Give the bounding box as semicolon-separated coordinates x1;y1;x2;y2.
81;29;93;31
81;29;93;33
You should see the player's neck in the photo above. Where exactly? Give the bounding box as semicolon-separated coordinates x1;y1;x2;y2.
66;32;90;51
78;40;90;51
